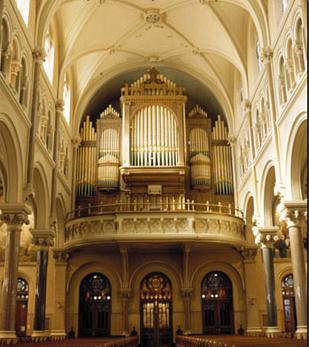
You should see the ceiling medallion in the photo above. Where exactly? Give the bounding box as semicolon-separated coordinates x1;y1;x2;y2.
144;9;161;24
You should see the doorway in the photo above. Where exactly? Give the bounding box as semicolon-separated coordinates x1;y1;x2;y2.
201;271;234;334
140;272;173;347
15;278;29;337
281;274;297;335
79;273;111;337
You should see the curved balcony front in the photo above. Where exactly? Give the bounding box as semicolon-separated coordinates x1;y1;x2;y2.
64;202;245;250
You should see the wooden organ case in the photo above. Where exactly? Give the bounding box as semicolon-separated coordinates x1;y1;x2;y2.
76;68;234;209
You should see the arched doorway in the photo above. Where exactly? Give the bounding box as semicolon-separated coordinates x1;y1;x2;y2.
201;271;234;334
79;273;111;337
281;274;297;335
140;272;173;347
15;278;29;337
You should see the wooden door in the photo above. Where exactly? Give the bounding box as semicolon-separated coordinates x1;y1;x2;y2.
281;274;297;334
79;273;111;337
202;271;234;335
141;273;172;347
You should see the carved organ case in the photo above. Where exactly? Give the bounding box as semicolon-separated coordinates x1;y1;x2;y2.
120;68;187;195
75;68;234;209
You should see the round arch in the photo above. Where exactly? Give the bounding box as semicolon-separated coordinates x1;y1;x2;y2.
259;161;276;226
190;261;245;333
66;261;122;336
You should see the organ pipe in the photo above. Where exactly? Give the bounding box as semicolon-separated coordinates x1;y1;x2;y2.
130;106;179;167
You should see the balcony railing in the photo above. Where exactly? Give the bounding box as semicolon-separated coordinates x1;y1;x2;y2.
64;201;245;248
67;201;244;220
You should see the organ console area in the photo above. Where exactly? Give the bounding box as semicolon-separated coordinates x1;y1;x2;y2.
76;68;234;210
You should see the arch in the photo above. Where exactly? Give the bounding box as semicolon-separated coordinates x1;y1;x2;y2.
285;115;307;200
32;164;50;228
0;15;11;74
0;114;23;202
261;163;276;226
278;55;287;105
190;261;245;333
66;261;122;335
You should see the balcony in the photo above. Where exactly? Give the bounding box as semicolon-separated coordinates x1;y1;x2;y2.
64;201;245;249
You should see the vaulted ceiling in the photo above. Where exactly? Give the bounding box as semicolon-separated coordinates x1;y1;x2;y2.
36;0;269;131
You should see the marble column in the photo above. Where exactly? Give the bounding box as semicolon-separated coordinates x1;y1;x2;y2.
50;250;69;341
0;204;30;345
280;201;307;339
241;247;263;336
120;246;130;336
31;228;54;342
255;226;281;337
182;243;192;333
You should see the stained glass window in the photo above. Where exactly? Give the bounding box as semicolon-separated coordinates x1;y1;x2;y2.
17;277;29;300
281;274;294;297
201;271;232;300
140;273;172;301
80;273;111;302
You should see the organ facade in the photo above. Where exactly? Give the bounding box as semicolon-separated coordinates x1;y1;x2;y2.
76;68;234;210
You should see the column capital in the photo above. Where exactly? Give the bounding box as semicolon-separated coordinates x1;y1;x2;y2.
181;287;193;298
72;135;82;148
242;99;251;113
261;47;273;64
253;226;279;248
120;288;132;299
55;99;64;112
227;134;237;145
53;249;70;264
240;247;258;262
0;203;31;229
279;200;307;228
31;228;55;248
32;47;46;64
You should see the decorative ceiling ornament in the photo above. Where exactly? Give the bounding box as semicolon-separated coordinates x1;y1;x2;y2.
144;9;161;25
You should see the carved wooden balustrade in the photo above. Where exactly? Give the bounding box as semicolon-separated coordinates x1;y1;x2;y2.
64;201;245;248
104;336;138;347
176;336;234;347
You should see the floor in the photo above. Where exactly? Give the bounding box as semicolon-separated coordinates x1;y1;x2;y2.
2;336;308;347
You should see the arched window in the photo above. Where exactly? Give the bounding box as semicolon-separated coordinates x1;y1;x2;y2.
0;19;10;75
281;274;296;334
280;0;289;14
43;28;54;83
256;40;263;72
286;39;295;90
15;0;30;25
295;18;305;75
19;57;28;107
63;73;71;124
278;56;287;105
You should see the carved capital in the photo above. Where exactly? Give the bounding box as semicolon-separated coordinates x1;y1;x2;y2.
72;135;82;148
32;47;46;64
55;99;64;112
181;287;193;298
240;247;258;261
261;47;273;64
120;288;132;299
279;200;307;228
31;228;55;248
0;203;31;230
253;226;279;248
242;99;251;113
227;134;236;145
53;249;70;263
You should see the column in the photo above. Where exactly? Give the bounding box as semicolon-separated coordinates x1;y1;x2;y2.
120;246;130;335
255;226;281;337
227;135;239;209
182;243;192;333
31;228;54;342
71;136;81;211
241;247;263;336
49;100;63;233
50;250;69;341
25;47;45;194
280;201;307;339
261;48;284;196
0;204;30;345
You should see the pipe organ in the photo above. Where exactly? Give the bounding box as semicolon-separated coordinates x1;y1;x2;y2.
76;68;234;207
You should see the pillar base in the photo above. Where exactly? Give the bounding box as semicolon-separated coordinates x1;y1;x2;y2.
245;327;264;336
50;330;66;341
264;326;281;338
31;330;49;342
0;331;18;345
295;326;307;339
